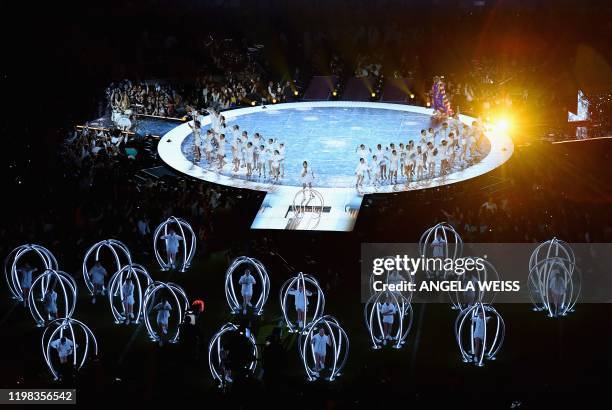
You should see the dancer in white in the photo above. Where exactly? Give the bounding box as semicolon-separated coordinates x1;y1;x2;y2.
472;310;490;363
89;261;107;304
271;150;282;181
278;143;286;178
355;158;370;189
122;278;135;324
238;269;256;315
301;161;314;190
160;228;184;269
375;144;387;180
17;263;37;306
287;281;313;329
232;137;243;172
416;147;426;181
379;299;397;345
43;288;58;321
51;337;75;365
244;142;255;177
311;327;331;376
153;298;172;337
257;144;267;178
388;149;399;184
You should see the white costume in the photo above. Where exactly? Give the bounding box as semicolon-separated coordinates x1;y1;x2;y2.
19;268;35;288
44;290;58;314
155;301;172;325
90;265;107;285
288;288;312;310
51;339;75;359
312;334;330;356
161;233;183;254
239;273;256;296
355;162;369;177
122;281;135;304
379;302;397;324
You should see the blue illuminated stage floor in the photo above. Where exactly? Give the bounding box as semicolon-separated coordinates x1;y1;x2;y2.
181;106;438;188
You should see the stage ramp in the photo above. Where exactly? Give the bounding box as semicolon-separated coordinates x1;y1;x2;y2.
251;187;363;231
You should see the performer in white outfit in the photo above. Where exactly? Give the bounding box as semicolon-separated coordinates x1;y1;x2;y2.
311;327;331;376
244;142;255;177
379;299;398;345
89;261;107;304
17;263;37;306
43;289;58;321
472;310;490;363
122;278;135;324
355;144;371;164
160;229;184;269
153;299;172;342
271;150;282;181
216;133;226;168
51;337;75;364
287;282;313;329
238;269;256;315
355;157;370;189
278;143;286;178
388;150;399;184
301;161;314;190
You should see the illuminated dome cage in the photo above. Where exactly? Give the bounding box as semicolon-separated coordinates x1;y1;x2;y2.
298;315;349;381
364;290;413;350
5;244;58;302
29;269;77;327
152;216;196;272
42;318;98;380
455;303;504;367
280;272;325;333
82;239;132;295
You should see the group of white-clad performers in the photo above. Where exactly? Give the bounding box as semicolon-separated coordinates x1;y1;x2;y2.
354;114;486;189
187;107;288;181
187;106;485;192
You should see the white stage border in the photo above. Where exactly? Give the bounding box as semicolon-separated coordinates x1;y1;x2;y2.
158;101;514;195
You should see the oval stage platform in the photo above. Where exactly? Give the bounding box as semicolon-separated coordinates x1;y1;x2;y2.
159;101;514;231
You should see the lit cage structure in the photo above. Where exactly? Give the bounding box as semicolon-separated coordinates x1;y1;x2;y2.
143;281;189;343
290;188;325;230
82;239;132;295
364;290;413;350
29;269;77;327
448;257;500;310
153;216;196;272
455;303;504;367
4;244;58;301
107;264;153;324
42;318;98;380
298;315;349;381
225;256;270;316
528;256;580;318
280;272;325;333
528;238;579;317
368;256;415;304
418;222;463;278
208;322;258;388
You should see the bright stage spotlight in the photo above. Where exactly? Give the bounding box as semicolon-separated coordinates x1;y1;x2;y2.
426;102;431;107
492;117;511;134
371;92;376;98
410;94;415;99
272;98;277;104
251;101;256;106
332;90;337;97
294;90;299;96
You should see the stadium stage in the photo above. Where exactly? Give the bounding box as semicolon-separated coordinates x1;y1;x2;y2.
158;102;514;231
